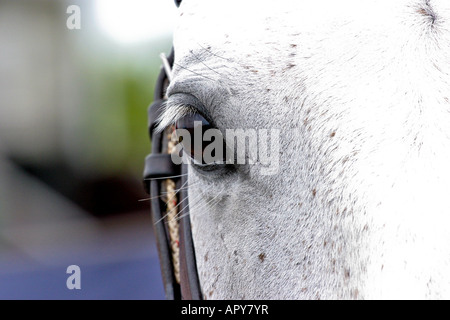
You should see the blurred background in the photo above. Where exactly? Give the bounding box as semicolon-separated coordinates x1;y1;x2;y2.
0;0;177;299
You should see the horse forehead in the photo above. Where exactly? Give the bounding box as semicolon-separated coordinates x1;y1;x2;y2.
174;0;403;62
175;0;293;56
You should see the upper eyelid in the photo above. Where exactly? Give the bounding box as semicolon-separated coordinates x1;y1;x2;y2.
155;89;218;133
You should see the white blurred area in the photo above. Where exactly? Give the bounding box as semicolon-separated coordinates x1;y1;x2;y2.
95;0;176;44
0;0;177;299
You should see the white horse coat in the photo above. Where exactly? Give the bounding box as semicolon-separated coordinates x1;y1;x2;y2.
160;0;450;299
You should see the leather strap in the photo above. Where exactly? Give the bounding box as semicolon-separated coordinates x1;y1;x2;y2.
143;154;180;194
179;165;202;300
147;100;165;139
143;5;203;298
170;0;202;300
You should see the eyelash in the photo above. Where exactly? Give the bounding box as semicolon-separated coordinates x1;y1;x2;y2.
163;93;212;126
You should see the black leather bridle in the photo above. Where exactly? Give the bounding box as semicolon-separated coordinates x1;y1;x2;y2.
143;0;202;300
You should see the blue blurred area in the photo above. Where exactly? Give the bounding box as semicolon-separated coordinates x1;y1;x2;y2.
0;257;164;300
0;158;165;300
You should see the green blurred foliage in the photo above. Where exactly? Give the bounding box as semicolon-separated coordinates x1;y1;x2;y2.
77;39;171;178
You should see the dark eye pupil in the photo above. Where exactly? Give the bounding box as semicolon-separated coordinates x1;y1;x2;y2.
176;113;211;131
175;114;225;165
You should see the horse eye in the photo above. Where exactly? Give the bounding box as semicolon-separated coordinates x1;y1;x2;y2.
175;113;226;166
176;113;212;137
